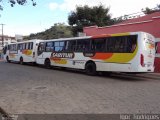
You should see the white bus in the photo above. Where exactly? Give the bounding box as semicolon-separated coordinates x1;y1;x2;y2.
36;32;155;75
3;39;43;64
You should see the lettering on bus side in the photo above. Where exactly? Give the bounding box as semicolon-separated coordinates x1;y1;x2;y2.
51;52;75;59
83;52;95;57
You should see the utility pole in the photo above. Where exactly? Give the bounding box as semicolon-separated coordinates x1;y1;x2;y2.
0;23;5;47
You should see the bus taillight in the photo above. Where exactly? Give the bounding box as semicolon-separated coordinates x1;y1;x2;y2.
140;54;144;67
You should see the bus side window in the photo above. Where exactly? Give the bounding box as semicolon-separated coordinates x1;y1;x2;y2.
54;41;60;52
92;38;106;52
131;42;137;52
59;41;65;51
46;42;54;52
76;39;90;52
26;43;29;50
28;42;33;50
114;37;121;52
52;41;65;52
70;40;76;51
18;44;23;51
129;35;137;53
64;41;69;51
76;40;84;52
22;43;26;50
114;36;127;53
65;40;74;52
31;42;33;49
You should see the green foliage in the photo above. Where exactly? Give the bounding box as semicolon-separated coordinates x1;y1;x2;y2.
108;16;124;25
24;23;73;40
68;4;112;36
0;0;36;10
142;7;155;14
142;4;160;15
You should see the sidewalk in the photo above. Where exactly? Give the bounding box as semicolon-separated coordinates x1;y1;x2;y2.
137;73;160;79
0;59;4;62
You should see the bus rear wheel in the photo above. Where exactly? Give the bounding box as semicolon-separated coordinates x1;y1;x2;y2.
85;62;97;76
6;56;11;63
45;59;51;69
20;57;24;65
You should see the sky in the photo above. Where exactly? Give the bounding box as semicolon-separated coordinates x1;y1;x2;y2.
0;0;159;36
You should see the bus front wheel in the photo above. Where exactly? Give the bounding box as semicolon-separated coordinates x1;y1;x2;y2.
20;57;24;65
85;62;97;76
45;59;51;69
6;56;11;63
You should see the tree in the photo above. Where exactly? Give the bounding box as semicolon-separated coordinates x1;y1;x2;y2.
68;4;112;36
24;23;73;40
142;7;155;14
0;0;36;10
157;4;160;9
109;16;124;25
142;4;160;15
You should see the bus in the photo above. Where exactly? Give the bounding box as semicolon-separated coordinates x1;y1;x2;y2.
36;32;155;75
3;39;43;64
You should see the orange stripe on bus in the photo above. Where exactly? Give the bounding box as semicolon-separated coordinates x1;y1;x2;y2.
91;53;113;59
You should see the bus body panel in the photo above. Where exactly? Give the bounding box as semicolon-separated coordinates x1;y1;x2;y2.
36;32;156;73
4;39;42;63
136;32;155;72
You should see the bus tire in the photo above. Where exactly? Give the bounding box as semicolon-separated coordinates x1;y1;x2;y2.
6;56;11;63
45;59;51;69
20;57;24;65
85;62;97;76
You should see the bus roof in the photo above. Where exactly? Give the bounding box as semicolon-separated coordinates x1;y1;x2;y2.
7;31;154;44
43;31;153;42
6;39;43;45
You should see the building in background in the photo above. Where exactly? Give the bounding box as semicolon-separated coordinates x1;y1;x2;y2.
0;35;16;59
15;34;23;42
83;11;160;72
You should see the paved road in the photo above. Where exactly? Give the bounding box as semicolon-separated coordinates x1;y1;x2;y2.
0;61;160;114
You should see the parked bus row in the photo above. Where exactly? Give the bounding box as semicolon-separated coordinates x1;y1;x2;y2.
3;32;155;75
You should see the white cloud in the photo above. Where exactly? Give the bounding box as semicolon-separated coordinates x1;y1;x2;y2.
49;2;59;11
48;0;160;17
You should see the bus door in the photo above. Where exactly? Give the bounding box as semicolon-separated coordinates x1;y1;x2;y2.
37;42;45;64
